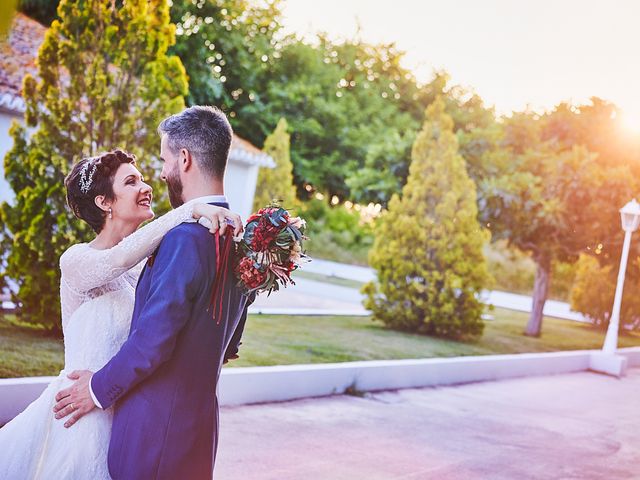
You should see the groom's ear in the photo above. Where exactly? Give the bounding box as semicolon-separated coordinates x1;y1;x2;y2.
94;195;110;213
180;148;193;172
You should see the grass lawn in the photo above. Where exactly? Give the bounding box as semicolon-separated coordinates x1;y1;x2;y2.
229;309;640;367
0;315;64;378
3;309;640;378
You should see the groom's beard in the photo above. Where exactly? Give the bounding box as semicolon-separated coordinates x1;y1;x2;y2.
166;166;184;208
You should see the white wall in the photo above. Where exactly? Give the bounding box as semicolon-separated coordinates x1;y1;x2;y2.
0;110;21;204
3;348;640;424
224;161;259;221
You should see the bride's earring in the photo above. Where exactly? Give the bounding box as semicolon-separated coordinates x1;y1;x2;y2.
108;208;113;219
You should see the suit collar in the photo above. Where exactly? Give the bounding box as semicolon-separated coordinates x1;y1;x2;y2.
190;194;227;204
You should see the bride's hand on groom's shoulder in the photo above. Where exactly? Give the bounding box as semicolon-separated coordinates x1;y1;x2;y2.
193;204;244;237
53;370;96;428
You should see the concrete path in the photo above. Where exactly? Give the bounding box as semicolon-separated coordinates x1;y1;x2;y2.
215;368;640;479
250;277;368;314
251;258;587;322
303;258;376;283
485;290;586;322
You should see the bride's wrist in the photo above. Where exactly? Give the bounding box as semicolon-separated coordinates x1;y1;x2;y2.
191;202;205;219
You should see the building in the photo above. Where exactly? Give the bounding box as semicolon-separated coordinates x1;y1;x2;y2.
0;13;273;220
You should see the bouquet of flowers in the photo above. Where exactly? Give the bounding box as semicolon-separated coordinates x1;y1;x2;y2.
234;203;310;295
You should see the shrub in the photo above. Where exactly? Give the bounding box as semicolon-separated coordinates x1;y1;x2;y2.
363;98;490;339
253;118;298;211
570;254;640;330
298;198;373;265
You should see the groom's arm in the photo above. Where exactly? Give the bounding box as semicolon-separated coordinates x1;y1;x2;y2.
223;292;255;364
223;307;247;364
89;226;207;409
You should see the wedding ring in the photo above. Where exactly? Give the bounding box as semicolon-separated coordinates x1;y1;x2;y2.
70;403;75;411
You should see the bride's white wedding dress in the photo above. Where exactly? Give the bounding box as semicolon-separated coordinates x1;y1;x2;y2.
0;202;198;479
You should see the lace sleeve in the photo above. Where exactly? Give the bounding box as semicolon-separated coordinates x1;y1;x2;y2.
60;201;197;293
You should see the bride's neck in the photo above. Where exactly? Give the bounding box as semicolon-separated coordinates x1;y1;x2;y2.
91;219;139;249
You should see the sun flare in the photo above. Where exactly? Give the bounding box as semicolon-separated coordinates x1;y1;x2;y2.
619;108;640;134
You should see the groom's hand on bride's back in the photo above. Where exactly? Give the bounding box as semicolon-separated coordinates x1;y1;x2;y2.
53;370;96;428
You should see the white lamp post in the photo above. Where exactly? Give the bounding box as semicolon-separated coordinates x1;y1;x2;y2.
602;199;640;353
591;199;640;376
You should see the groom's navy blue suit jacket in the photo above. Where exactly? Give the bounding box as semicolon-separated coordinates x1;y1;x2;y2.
91;202;251;480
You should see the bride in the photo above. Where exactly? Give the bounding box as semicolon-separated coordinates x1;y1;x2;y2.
0;149;242;479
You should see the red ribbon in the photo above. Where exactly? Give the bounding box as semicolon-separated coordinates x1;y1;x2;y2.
209;230;234;324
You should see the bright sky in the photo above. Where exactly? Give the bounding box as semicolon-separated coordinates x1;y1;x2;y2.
280;0;640;129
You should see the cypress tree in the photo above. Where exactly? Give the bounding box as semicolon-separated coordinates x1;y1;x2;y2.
0;0;187;333
253;118;297;210
363;97;490;339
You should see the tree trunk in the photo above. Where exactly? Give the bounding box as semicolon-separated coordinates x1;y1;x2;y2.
525;255;551;337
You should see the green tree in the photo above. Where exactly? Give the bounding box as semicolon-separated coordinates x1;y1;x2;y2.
541;99;640;264
169;0;281;111
363;98;490;339
240;38;357;198
242;36;421;202
546;99;640;332
0;0;187;333
253;117;296;210
481;112;634;337
330;38;420;204
170;8;495;206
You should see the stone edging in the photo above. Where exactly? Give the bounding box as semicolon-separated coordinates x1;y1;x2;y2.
2;348;639;424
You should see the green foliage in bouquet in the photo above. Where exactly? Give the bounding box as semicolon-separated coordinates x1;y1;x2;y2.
363;98;490;340
0;0;187;333
235;204;308;295
253;118;297;211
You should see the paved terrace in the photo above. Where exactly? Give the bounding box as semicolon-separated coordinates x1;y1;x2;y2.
216;368;640;479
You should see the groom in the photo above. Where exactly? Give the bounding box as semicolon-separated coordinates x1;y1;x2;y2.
53;106;251;479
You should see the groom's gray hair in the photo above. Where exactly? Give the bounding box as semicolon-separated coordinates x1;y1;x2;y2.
158;105;233;179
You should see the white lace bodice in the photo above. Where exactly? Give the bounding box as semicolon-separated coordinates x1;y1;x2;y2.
59;201;196;327
58;201;201;371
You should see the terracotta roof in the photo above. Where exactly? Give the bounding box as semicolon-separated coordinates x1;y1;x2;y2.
0;13;46;112
0;13;273;168
230;134;275;167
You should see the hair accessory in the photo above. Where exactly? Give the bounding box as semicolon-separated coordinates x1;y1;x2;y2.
79;159;98;194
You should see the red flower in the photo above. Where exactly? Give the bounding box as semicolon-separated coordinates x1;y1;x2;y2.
235;257;266;290
251;215;282;251
235;202;309;295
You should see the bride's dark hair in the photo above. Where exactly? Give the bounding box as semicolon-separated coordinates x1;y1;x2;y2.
65;149;137;233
